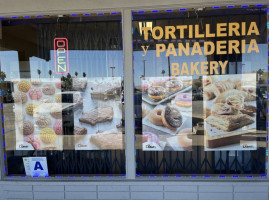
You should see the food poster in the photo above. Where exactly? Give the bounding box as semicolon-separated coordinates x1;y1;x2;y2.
142;76;193;151
203;73;257;151
14;78;63;150
73;77;124;150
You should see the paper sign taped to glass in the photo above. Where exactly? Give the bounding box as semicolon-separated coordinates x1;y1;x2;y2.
73;77;124;150
203;73;257;151
141;76;193;151
13;78;63;151
23;157;49;177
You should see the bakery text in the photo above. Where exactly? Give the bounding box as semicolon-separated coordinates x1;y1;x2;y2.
140;22;260;76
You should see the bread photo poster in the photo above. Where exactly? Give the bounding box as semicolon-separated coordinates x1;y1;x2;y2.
73;77;124;150
141;76;193;151
203;73;257;151
13;78;63;151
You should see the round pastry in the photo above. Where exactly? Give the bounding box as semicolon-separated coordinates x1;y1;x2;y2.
25;103;40;116
40;97;54;109
55;93;62;103
53;120;63;135
13;91;28;104
24;135;41;150
181;77;192;86
42;84;55;95
35;114;51;128
177;128;192;151
19;120;34;135
17;80;31;92
50;104;62;119
147;86;166;100
55;81;62;89
175;93;192;107
40;128;56;144
150;78;165;86
161;104;182;131
148;109;163;126
14;109;25;122
28;87;42;100
165;80;183;92
142;108;147;118
30;79;42;86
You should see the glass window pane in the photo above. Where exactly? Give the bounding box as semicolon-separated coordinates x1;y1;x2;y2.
133;7;268;175
1;14;125;176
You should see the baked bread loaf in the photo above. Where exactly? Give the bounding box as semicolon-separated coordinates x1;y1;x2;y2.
90;133;123;150
212;79;236;96
79;107;113;125
214;89;255;103
206;114;254;132
203;85;215;100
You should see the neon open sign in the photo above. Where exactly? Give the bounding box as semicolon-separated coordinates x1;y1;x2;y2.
54;38;69;74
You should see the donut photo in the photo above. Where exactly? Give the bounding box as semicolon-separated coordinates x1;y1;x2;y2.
142;76;193;151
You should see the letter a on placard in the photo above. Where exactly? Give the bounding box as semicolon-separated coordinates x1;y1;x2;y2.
34;161;44;170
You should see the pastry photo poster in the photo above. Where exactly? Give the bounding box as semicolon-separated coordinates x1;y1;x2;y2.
14;78;63;151
73;77;124;151
203;73;257;151
141;76;193;151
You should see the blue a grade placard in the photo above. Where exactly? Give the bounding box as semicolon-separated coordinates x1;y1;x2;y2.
27;157;49;177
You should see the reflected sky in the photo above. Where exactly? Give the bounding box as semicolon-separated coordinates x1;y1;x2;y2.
0;44;267;84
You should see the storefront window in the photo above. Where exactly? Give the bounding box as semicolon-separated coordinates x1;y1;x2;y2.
1;14;125;176
133;7;268;175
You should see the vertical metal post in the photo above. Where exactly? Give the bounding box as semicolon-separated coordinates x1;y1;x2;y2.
0;20;5;180
265;6;269;178
122;9;136;179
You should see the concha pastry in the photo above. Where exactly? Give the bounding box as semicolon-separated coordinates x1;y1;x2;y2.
25;103;40;116
17;80;31;92
53;120;63;135
31;79;42;86
42;84;55;95
40;128;56;144
28;87;42;100
19;120;34;135
40;97;54;109
14;109;25;122
35;114;51;128
50;104;62;119
55;93;62;103
13;91;28;104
